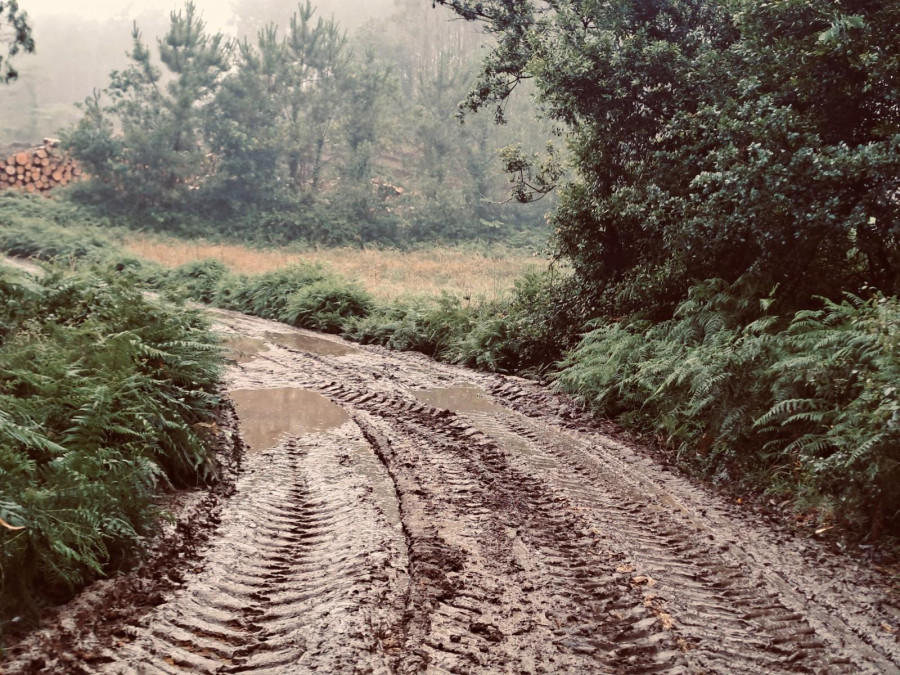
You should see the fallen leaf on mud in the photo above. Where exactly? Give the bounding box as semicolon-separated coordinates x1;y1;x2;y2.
882;623;897;634
642;593;675;629
655;610;675;630
631;575;656;587
815;526;834;535
0;517;24;531
616;564;635;574
677;637;696;653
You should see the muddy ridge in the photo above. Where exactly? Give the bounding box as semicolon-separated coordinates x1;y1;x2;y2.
5;309;900;674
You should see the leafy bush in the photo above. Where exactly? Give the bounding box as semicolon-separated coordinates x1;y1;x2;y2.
556;280;900;534
213;265;330;318
345;294;479;359
170;259;232;304
343;272;576;375
0;266;223;627
757;294;900;531
0;208;113;264
280;279;374;333
440;0;900;317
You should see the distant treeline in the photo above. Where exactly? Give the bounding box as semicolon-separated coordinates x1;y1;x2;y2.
59;1;551;246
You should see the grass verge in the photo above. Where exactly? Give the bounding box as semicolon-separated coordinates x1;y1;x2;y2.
124;233;545;302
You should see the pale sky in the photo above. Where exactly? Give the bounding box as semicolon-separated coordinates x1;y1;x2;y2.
27;0;239;33
24;0;397;34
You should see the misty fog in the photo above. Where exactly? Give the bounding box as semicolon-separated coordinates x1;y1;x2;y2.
0;0;468;146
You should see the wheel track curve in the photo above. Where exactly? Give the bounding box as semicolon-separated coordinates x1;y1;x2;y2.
22;311;896;675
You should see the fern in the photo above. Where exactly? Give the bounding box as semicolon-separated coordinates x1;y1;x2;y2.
0;265;224;629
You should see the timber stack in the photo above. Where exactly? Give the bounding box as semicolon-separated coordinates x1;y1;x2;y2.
0;139;82;194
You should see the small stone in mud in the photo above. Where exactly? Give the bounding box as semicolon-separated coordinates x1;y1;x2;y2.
469;622;503;642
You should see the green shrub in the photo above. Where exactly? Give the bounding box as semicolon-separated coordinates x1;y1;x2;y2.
0;215;112;263
0;266;223;627
344;294;476;358
170;259;232;304
756;294;900;530
213;265;330;318
556;279;900;534
280;279;374;333
344;301;442;353
343;272;577;375
100;254;171;288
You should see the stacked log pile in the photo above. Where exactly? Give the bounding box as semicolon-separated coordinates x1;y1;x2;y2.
0;139;82;194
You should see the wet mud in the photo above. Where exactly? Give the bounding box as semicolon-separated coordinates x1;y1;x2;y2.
6;314;900;674
412;386;507;415
263;331;360;357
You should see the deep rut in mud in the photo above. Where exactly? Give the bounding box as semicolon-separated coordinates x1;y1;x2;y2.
10;308;900;674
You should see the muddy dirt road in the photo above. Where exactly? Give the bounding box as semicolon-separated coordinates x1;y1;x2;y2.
10;307;900;673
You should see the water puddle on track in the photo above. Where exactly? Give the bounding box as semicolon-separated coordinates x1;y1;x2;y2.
222;336;269;363
412;386;507;414
264;331;359;356
229;387;350;452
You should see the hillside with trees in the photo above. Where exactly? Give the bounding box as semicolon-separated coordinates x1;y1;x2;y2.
52;1;553;246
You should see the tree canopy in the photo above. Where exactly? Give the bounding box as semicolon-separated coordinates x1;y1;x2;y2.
436;0;900;317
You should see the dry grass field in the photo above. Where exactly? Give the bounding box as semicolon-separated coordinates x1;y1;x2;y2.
124;235;547;302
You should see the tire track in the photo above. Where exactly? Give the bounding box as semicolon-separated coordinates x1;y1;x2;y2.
224;319;899;673
482;380;900;672
94;423;408;674
472;413;849;673
317;376;895;674
321;384;688;673
24;311;895;675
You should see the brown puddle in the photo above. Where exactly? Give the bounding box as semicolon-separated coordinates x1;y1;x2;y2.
264;331;359;357
229;388;350;452
413;386;507;414
222;336;269;363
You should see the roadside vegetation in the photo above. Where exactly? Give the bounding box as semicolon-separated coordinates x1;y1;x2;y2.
0;192;568;372
430;0;900;540
124;234;544;303
1;0;898;565
0;259;223;634
56;1;551;250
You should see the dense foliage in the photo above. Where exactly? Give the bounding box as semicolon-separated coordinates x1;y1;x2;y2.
437;0;900;317
60;1;550;246
0;262;223;629
419;0;900;536
556;280;899;532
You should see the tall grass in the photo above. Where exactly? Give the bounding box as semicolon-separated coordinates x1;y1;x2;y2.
124;233;544;302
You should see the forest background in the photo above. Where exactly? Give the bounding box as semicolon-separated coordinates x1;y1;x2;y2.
0;0;899;621
1;0;553;246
